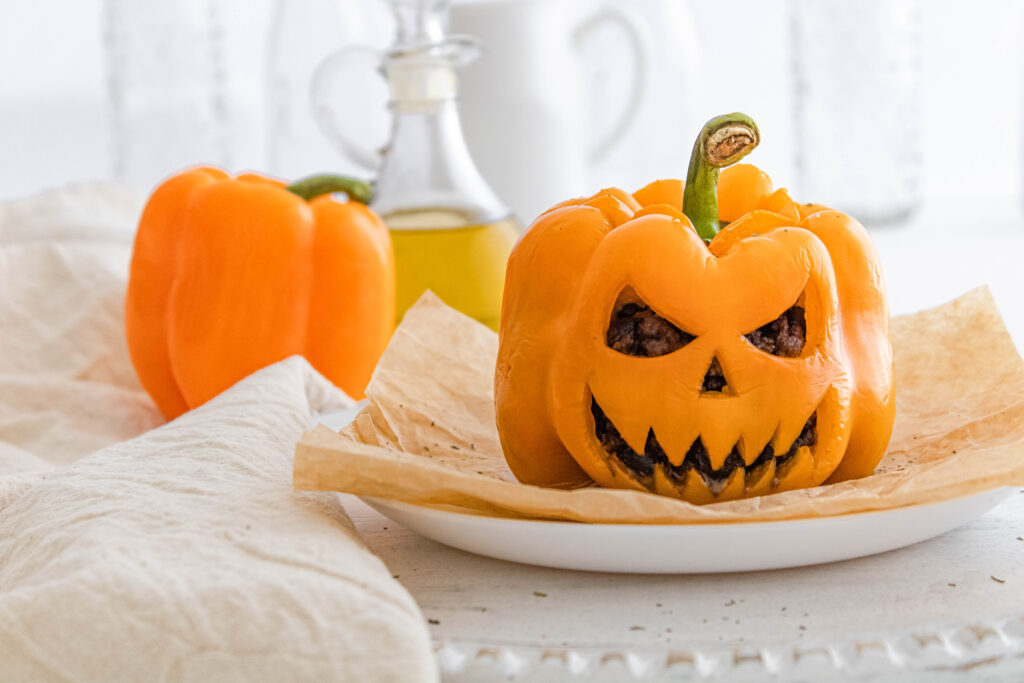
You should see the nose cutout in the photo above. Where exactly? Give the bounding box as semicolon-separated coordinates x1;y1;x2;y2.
701;356;728;393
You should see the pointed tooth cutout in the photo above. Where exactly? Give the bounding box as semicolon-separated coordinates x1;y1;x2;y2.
701;418;744;471
772;410;812;456
596;398;650;456
776;446;814;491
738;418;778;466
651;416;700;468
716;468;746;500
653;466;682;498
745;458;776;498
681;469;717;506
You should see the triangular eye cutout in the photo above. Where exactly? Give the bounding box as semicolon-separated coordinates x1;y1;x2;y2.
745;304;806;357
606;292;695;357
701;356;728;393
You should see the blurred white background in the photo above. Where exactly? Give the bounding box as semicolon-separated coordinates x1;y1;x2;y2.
2;0;1022;209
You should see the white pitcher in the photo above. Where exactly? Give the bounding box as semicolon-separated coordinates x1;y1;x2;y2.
450;0;651;222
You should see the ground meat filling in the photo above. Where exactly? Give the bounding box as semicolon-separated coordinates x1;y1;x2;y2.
591;400;818;489
606;303;694;357
608;302;807;360
745;306;806;357
701;357;727;393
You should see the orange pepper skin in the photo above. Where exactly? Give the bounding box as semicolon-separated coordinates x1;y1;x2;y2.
125;167;227;418
632;178;682;209
799;209;894;482
718;164;773;221
305;197;395;402
126;168;394;419
495;165;893;502
495;201;620;489
631;163;774;222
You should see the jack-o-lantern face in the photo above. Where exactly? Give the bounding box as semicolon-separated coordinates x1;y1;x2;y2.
494;113;894;504
548;214;853;503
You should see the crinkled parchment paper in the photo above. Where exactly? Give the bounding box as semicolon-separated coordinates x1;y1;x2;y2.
294;288;1024;523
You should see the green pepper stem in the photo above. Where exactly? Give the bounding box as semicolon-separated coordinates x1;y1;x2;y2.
285;174;373;204
682;113;760;241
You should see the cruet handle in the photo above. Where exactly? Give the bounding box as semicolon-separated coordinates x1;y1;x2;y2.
573;6;652;164
310;44;388;174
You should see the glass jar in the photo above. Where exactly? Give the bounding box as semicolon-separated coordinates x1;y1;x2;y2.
313;0;521;330
792;0;923;225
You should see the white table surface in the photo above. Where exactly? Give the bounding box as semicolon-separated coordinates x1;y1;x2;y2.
336;200;1024;681
343;494;1023;681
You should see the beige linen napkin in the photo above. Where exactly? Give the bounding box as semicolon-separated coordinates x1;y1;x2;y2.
0;185;436;682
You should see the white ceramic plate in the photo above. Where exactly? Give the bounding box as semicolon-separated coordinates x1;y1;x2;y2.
363;488;1013;573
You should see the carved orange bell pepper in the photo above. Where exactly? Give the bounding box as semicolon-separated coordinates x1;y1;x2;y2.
126;168;394;419
495;113;894;503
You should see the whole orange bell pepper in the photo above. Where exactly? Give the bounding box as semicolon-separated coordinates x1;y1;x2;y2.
495;113;894;503
126;168;394;419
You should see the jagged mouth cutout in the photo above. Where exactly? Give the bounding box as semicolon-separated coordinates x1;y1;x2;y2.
597;289;816;496
591;399;818;495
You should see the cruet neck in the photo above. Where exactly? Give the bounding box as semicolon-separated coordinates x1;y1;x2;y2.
391;0;449;49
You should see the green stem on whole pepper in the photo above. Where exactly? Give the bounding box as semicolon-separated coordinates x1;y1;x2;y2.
285;174;373;204
682;113;760;241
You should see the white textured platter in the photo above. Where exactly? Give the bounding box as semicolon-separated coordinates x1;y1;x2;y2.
364;487;1013;573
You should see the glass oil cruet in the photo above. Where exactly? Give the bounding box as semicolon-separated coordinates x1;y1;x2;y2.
312;0;521;331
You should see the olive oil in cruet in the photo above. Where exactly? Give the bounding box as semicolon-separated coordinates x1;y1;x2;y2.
323;0;522;330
